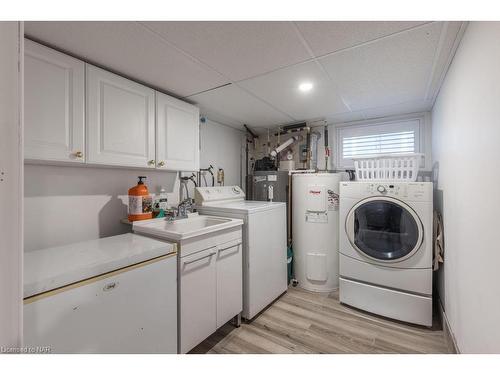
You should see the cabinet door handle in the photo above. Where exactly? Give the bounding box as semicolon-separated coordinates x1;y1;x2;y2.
157;161;165;167
103;282;118;291
74;151;83;158
219;243;241;252
147;160;155;166
183;251;216;265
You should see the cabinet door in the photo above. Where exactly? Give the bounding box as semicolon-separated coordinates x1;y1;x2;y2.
216;240;243;328
156;92;199;171
179;247;217;353
24;39;85;162
86;65;155;168
24;255;177;353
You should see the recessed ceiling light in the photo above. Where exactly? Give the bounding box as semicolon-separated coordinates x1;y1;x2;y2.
298;82;313;92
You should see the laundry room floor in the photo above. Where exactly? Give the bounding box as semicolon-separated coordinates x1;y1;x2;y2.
190;287;452;354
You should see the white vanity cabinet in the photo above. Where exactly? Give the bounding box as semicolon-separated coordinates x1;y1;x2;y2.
86;64;156;168
177;228;243;353
179;247;218;353
24;39;85;163
156;91;200;171
216;239;243;328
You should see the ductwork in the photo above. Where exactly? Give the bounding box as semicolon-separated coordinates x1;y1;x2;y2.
270;136;300;158
310;130;322;170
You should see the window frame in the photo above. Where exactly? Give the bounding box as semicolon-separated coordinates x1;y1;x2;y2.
333;113;431;171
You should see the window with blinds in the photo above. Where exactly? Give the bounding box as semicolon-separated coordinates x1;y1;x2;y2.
336;118;422;168
342;130;415;158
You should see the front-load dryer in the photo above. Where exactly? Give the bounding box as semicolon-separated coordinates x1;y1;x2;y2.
339;181;433;326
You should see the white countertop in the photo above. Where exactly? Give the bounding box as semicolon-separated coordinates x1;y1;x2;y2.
24;233;176;298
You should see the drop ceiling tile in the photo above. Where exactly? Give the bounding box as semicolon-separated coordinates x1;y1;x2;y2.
24;21;229;97
188;84;293;128
361;99;434;120
199;108;244;130
295;21;429;57
238;60;349;121
325;110;366;125
140;21;311;81
318;22;443;112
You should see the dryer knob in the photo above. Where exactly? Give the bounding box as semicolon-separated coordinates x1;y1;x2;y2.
377;185;387;193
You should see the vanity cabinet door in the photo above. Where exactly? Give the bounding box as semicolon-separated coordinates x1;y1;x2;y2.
24;39;85;163
86;65;156;168
156;91;199;171
216;240;243;328
179;247;217;353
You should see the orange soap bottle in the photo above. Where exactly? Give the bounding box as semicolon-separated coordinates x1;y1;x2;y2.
128;176;153;222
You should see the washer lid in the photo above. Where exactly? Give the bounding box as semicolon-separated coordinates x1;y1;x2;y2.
345;196;424;263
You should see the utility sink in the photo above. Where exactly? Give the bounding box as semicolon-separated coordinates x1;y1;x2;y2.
132;213;243;241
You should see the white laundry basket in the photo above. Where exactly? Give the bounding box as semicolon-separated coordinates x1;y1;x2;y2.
353;153;423;182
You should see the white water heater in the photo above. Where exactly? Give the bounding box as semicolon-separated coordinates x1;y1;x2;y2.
292;173;342;292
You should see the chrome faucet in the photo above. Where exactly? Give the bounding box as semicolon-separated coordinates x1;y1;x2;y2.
177;198;195;219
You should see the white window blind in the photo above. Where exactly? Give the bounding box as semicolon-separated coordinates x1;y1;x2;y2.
336;118;422;169
342;130;415;158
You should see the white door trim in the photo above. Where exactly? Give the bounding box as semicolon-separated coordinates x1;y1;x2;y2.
0;21;23;349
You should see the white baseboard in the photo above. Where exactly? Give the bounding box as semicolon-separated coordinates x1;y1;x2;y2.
438;298;460;354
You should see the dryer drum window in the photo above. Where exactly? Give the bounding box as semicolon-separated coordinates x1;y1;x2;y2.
352;200;421;261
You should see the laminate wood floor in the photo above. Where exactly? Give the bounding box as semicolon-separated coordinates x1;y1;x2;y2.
190;286;451;354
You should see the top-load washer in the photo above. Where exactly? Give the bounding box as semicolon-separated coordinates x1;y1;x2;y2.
339;181;433;326
195;186;287;320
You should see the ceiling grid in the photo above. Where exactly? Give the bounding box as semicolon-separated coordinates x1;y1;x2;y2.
24;21;466;130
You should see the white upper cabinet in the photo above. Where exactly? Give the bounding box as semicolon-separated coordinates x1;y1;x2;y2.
156;92;200;171
25;41;200;171
24;39;85;163
86;65;156;168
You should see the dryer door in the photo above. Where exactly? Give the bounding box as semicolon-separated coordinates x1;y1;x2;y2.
345;197;423;263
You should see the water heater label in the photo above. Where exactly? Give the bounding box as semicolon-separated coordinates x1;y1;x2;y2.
327;190;339;211
306;184;326;212
305;212;328;223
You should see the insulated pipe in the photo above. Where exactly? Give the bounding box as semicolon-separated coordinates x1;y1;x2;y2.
287;169;316;248
310;131;321;170
306;127;311;169
324;127;329;171
287;173;293;247
270;136;300;158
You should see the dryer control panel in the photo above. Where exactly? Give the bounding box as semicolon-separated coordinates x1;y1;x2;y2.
366;183;408;198
340;181;433;202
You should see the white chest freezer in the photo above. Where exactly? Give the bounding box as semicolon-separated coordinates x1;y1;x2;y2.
23;234;177;353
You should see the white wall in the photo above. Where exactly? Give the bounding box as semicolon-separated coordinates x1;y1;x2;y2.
0;21;23;348
199;119;245;188
24;166;178;252
432;22;500;353
25;119;244;252
181;119;244;198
